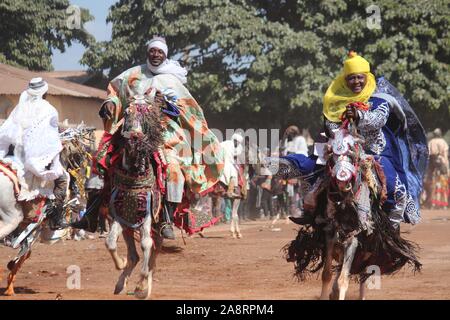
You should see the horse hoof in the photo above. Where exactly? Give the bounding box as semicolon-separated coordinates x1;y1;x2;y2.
116;257;127;270
329;291;339;300
114;283;126;295
3;288;15;296
134;285;149;300
230;231;236;239
113;277;128;295
236;233;242;239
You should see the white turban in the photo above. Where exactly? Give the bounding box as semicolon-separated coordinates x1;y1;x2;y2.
27;77;49;98
232;133;244;144
147;37;168;57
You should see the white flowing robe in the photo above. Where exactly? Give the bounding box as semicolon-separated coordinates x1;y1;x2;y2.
0;91;63;200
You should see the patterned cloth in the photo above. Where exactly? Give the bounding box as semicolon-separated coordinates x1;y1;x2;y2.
431;173;449;208
324;96;416;223
427;139;449;208
99;65;224;203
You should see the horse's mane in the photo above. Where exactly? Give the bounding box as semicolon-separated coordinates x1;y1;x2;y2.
123;101;164;174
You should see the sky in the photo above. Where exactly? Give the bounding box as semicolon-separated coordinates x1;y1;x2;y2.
52;0;116;71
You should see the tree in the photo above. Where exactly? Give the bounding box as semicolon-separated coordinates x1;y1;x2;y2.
82;0;450;133
0;0;94;71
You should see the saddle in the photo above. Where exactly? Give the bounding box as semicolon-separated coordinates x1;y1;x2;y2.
0;160;20;197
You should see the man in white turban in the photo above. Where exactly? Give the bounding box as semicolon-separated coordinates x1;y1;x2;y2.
0;77;68;230
75;36;224;239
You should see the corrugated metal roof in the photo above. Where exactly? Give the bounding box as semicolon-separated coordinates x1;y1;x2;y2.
0;63;107;100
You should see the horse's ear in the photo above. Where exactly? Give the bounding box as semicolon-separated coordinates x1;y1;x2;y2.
144;87;158;102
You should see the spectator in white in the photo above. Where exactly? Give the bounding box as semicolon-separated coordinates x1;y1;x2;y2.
281;125;308;156
219;133;245;238
278;125;308;218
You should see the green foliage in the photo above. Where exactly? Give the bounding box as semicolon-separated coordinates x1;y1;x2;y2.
0;0;94;71
82;0;450;132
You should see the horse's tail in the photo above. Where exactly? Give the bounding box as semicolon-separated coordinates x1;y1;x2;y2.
283;224;326;281
283;190;328;280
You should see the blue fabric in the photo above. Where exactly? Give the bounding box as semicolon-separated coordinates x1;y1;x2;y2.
375;77;428;219
161;101;180;117
375;156;405;211
283;154;322;185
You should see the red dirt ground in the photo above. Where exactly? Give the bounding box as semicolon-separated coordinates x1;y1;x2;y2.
0;209;449;300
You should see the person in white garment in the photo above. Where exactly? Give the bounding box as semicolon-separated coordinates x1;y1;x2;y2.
0;77;68;229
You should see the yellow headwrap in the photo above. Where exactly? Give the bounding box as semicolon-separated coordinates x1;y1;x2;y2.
323;51;376;122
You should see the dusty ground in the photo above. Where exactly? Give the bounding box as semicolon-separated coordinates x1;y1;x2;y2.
0;209;449;300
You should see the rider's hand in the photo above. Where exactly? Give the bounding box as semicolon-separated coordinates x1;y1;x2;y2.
99;101;115;120
343;104;359;122
154;91;166;109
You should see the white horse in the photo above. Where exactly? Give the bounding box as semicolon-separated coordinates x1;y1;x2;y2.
0;170;70;295
0;126;92;295
103;94;165;299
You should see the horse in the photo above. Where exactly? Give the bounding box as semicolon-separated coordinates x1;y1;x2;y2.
283;123;421;300
0;126;91;295
104;93;165;299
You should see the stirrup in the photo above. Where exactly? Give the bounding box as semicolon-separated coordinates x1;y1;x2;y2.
159;222;175;240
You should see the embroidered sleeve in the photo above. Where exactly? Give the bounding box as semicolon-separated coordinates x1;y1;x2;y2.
324;118;341;137
357;100;391;131
100;69;131;132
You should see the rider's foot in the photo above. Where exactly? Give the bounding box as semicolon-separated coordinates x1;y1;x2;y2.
70;218;89;230
160;223;175;240
289;213;314;225
49;217;68;230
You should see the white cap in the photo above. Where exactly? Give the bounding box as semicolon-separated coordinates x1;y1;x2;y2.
27;77;48;97
147;36;168;57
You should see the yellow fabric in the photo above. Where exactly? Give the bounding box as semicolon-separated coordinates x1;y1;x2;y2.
343;51;371;76
323;52;376;122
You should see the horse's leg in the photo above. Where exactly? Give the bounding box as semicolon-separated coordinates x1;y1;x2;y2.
330;250;343;300
134;214;152;299
232;199;242;239
320;235;335;300
229;199;237;238
3;250;31;296
105;221;127;270
336;237;358;300
113;228;139;295
359;277;367;300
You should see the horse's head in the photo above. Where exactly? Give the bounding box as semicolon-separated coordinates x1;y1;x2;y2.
327;126;363;194
121;93;163;174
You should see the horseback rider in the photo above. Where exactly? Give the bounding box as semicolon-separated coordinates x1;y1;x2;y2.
71;36;224;239
275;51;427;229
0;78;68;230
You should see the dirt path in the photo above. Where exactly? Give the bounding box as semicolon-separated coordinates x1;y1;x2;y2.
0;209;449;300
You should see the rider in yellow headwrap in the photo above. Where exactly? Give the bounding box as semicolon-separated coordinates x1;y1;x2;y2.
323;51;376;123
269;51;426;228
